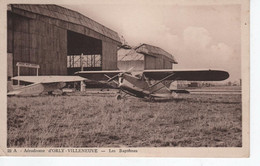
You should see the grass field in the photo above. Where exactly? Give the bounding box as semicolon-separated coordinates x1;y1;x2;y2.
7;89;242;147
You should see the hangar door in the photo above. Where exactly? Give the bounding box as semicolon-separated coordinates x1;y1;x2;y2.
67;31;102;75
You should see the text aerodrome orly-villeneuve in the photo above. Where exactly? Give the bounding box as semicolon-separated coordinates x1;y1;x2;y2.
7;148;138;153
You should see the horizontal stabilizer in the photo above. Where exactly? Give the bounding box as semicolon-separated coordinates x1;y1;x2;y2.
7;90;22;96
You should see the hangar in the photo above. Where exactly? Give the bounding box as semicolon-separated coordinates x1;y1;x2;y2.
118;44;178;71
7;4;121;78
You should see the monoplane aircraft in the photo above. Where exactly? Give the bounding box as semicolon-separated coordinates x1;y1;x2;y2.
75;69;229;100
7;76;85;96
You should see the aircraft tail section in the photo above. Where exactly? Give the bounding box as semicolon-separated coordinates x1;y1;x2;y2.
7;83;45;96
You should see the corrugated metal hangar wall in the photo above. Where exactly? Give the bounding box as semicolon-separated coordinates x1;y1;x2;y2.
7;4;121;77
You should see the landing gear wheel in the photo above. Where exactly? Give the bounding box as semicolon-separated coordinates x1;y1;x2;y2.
116;94;122;100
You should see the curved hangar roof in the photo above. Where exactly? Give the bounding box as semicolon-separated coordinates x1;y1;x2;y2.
135;44;178;64
9;4;121;43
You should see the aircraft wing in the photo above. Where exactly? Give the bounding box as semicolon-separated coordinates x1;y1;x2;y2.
75;71;122;81
11;76;86;83
143;69;229;81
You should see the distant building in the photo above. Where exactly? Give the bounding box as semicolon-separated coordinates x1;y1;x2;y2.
118;44;178;71
176;81;203;89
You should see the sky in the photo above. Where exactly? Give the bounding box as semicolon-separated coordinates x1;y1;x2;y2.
62;2;241;82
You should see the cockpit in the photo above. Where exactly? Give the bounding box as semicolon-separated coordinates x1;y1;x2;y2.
133;72;145;80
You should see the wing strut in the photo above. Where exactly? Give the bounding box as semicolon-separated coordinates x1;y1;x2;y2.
150;81;172;94
148;73;176;89
145;73;180;94
104;74;119;85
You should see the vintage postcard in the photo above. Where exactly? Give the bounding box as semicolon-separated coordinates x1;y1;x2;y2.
0;0;249;157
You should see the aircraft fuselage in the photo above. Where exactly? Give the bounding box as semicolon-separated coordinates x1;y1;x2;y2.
118;73;168;98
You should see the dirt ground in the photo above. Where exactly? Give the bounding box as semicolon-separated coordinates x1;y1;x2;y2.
7;89;242;147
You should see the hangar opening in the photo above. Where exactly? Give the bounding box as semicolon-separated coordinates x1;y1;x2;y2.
67;31;102;75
